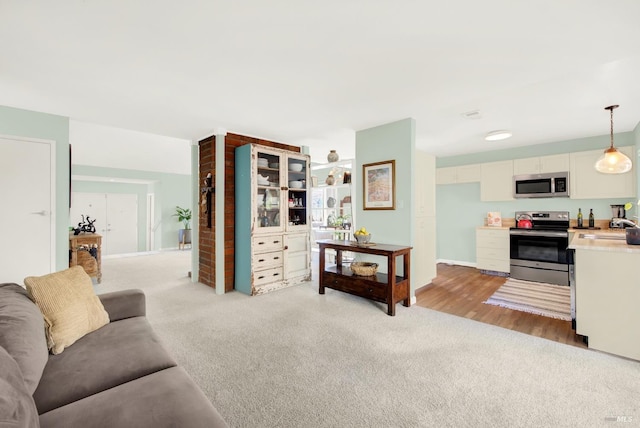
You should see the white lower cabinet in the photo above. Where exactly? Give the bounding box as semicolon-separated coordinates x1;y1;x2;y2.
285;233;310;280
575;248;640;360
476;228;510;273
248;233;311;295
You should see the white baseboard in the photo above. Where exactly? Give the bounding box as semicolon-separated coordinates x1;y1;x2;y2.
436;259;477;268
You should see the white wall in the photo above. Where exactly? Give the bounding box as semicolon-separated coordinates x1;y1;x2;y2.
69;120;191;173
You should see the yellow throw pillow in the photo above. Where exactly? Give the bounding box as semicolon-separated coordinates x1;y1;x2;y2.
24;266;109;355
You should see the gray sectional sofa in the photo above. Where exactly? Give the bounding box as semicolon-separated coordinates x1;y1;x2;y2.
0;283;228;428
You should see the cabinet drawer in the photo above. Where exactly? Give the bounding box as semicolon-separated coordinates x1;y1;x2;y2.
476;247;509;260
477;236;508;250
476;258;510;273
326;273;387;301
476;228;507;239
253;235;284;253
254;266;283;286
252;251;283;270
476;229;509;250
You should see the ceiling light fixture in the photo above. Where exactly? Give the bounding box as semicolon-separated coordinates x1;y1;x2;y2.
594;105;632;174
485;130;512;141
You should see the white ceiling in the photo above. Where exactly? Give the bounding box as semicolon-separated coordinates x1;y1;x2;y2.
2;0;640;160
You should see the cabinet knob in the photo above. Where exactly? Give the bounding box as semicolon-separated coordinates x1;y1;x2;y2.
367;288;373;293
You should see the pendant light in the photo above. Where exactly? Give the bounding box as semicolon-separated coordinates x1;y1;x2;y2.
594;105;632;174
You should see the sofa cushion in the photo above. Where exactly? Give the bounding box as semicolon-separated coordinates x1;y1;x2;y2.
98;289;146;321
0;345;40;428
39;366;228;428
0;283;49;395
24;266;109;355
33;316;178;414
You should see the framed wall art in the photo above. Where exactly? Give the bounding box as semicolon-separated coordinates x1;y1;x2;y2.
362;160;395;210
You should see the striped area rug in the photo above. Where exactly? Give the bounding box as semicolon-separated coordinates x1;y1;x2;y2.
483;278;571;321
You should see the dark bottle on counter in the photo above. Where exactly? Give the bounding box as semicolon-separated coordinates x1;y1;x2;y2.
577;208;583;228
588;208;595;228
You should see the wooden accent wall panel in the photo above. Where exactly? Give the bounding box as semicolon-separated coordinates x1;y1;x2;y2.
198;132;300;292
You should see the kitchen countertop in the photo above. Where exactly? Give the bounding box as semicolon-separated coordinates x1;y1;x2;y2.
568;229;640;253
477;226;510;230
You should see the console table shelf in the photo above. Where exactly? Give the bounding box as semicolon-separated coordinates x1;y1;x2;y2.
317;240;412;316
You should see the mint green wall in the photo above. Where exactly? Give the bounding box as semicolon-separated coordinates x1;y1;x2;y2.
356;118;415;246
355;118;415;277
72;165;191;250
0;105;70;270
436;132;637;264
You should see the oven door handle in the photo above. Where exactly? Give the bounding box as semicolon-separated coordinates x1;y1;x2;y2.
509;230;568;238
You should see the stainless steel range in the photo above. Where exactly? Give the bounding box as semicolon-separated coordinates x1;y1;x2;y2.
510;211;570;286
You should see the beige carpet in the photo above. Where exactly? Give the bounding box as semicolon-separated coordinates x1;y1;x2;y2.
484;278;571;321
96;252;639;427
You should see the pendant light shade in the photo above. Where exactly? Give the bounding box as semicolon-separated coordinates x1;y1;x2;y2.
595;105;632;174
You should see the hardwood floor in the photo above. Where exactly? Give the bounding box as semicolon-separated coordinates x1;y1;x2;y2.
416;263;586;348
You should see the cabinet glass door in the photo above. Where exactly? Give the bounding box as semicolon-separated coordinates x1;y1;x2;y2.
255;149;283;231
286;154;309;231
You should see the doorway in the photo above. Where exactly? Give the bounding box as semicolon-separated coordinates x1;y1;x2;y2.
0;135;55;283
70;192;138;256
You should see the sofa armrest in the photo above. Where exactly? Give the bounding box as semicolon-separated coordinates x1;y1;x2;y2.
98;289;146;321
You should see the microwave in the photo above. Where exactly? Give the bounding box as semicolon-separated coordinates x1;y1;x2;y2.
513;172;569;198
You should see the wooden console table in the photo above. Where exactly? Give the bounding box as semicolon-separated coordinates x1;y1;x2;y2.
317;239;412;316
69;233;102;283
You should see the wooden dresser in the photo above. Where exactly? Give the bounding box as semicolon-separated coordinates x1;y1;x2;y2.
69;233;102;283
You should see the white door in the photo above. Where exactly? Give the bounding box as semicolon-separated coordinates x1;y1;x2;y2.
71;192;138;255
0;136;55;284
106;194;138;255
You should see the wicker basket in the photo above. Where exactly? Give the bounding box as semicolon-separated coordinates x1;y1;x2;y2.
350;262;378;276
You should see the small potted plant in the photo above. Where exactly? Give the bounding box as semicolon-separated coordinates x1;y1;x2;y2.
336;214;352;230
173;206;192;248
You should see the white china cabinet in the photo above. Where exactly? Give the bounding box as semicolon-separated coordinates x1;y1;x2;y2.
234;144;312;295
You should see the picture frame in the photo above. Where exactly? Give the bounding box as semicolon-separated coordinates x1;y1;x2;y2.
362;160;395;210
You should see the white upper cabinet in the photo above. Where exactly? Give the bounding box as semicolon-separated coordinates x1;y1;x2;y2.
513;153;570;175
436;164;481;184
480;160;514;201
569;146;636;199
